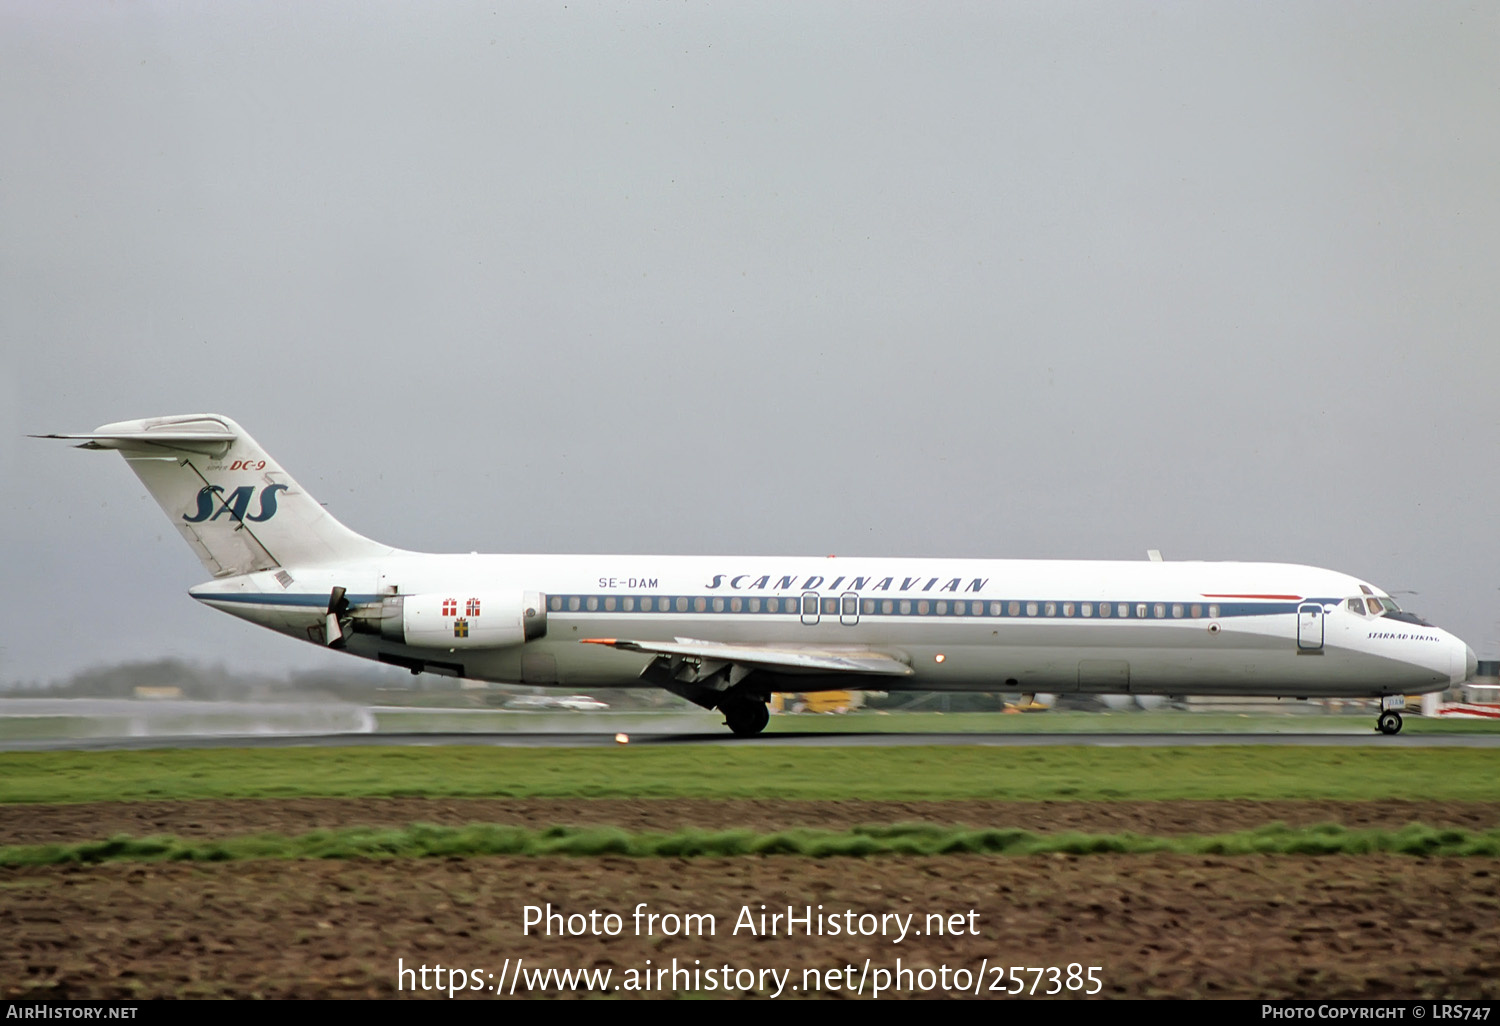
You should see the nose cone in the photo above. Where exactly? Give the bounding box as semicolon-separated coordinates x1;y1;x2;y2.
1450;640;1478;685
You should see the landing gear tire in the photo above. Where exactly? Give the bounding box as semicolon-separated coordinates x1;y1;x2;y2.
721;697;770;737
1376;710;1403;735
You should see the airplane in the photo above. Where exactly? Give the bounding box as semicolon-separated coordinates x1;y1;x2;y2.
37;413;1477;737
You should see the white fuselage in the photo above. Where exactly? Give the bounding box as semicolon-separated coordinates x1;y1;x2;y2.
190;552;1474;698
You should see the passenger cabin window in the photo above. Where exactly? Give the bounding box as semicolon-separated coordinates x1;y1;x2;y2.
1099;603;1111;618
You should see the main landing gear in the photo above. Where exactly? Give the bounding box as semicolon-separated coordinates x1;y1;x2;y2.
1376;709;1404;735
720;695;770;737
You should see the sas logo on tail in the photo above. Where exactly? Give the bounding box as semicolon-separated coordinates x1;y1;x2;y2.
183;484;289;523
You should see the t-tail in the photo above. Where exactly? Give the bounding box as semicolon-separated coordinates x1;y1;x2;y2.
35;414;393;576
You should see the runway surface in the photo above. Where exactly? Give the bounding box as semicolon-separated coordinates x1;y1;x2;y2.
4;730;1499;751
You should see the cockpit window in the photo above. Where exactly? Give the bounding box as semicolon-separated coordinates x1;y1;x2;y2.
1369;595;1435;626
1360;590;1436;626
1346;598;1367;615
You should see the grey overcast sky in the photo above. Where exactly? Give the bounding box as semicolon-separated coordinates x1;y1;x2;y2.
2;2;1498;684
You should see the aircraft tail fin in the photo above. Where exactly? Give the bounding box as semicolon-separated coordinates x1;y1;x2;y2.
36;414;394;577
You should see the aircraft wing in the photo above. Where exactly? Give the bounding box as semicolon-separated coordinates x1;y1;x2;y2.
581;637;914;677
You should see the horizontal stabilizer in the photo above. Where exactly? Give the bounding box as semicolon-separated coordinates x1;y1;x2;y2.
581;637;913;676
31;424;237;456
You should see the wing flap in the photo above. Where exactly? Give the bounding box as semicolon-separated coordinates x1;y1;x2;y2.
582;637;913;677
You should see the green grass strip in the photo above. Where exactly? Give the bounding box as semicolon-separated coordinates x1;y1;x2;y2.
2;745;1497;804
4;821;1499;867
761;710;1500;735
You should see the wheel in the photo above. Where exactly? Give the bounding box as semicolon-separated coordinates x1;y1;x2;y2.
1376;710;1403;735
721;697;770;737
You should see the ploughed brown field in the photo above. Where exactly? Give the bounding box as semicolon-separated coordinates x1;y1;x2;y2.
3;798;1498;999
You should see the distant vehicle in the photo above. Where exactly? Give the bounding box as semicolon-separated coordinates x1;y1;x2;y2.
502;694;608;711
773;690;862;714
501;695;558;711
40;414;1476;736
1004;695;1055;713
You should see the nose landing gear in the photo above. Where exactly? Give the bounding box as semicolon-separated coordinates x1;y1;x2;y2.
1376;708;1404;735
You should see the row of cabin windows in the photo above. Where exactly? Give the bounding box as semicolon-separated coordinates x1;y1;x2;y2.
546;594;1222;619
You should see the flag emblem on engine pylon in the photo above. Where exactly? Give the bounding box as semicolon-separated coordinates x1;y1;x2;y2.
442;598;458;617
453;618;469;638
466;597;481;616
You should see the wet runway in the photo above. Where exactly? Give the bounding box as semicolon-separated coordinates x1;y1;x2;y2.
5;730;1499;751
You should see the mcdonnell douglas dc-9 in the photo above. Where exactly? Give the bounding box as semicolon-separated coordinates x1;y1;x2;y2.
39;414;1476;736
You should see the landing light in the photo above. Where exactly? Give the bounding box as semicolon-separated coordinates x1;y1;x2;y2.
934;653;946;663
615;733;629;745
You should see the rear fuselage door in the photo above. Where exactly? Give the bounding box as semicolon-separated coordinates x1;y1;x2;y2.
1297;602;1325;651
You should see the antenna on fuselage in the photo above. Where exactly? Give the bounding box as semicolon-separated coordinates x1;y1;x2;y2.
1146;549;1163;562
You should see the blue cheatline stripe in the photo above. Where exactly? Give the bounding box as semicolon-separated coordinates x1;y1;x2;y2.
199;590;1332;621
194;593;383;607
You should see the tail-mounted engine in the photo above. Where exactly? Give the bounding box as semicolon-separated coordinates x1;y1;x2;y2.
352;591;547;649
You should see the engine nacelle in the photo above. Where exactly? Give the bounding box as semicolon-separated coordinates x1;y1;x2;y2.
363;591;547;649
